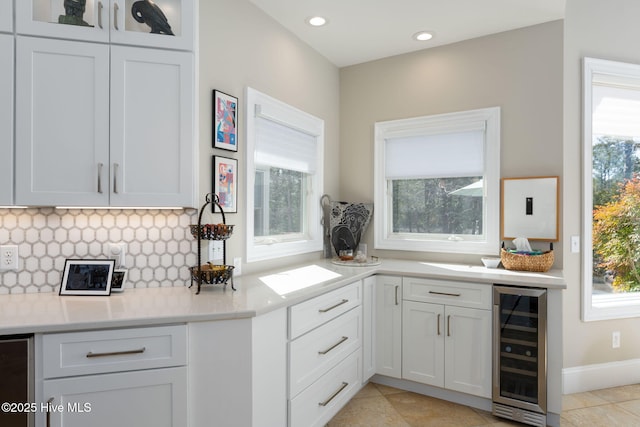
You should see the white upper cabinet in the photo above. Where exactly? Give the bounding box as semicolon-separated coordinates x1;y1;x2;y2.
16;0;194;50
15;37;111;207
15;37;194;207
0;34;13;205
0;0;12;33
109;46;194;207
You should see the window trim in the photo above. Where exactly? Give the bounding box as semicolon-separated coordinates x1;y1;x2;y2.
582;57;640;321
373;107;501;255
245;87;324;262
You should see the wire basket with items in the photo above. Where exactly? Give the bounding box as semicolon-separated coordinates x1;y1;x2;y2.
189;193;235;294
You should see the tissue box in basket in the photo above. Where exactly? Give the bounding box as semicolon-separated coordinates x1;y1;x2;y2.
500;248;554;272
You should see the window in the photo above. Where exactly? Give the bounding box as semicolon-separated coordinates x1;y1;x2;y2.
246;87;324;262
582;57;640;320
374;107;500;254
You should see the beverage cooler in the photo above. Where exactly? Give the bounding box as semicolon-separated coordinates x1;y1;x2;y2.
492;285;547;427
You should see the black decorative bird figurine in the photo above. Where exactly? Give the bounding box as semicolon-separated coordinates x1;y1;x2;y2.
131;0;175;35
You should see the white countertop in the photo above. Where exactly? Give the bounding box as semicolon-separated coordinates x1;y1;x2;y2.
0;258;565;335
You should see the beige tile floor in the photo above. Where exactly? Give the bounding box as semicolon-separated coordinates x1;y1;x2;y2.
327;382;640;426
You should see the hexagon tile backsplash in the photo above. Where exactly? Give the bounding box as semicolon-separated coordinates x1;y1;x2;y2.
0;208;198;294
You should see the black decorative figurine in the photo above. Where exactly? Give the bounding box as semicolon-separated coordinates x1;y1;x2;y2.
58;0;90;27
131;0;175;35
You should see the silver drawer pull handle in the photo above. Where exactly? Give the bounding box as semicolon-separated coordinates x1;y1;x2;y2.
318;336;348;355
318;382;348;407
429;290;461;297
86;347;146;358
319;299;348;313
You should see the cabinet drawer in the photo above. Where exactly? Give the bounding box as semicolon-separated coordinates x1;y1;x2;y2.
42;325;187;378
402;277;491;310
289;350;361;427
289;281;361;339
290;307;361;397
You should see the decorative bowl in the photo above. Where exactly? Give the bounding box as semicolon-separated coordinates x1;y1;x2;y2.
481;257;501;268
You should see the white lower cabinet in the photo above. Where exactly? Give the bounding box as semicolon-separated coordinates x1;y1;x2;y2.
375;275;402;378
288;281;363;427
37;325;188;427
402;277;492;398
42;367;187;427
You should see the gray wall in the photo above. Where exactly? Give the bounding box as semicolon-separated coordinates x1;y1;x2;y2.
563;0;640;370
198;0;340;275
339;21;564;265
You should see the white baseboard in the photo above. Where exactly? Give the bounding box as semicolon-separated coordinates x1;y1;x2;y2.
563;358;640;394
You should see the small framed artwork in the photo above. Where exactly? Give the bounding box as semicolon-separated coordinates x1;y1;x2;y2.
59;259;115;296
213;156;238;213
501;176;559;241
213;90;238;152
111;269;128;293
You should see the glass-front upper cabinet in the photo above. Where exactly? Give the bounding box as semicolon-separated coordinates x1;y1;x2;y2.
0;0;12;33
16;0;194;50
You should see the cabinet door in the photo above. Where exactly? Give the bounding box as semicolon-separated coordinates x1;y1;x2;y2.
109;46;194;207
15;37;110;207
0;34;13;205
16;0;110;43
42;367;187;427
362;276;376;382
0;0;12;33
375;275;402;378
444;305;492;398
402;300;444;387
110;0;195;51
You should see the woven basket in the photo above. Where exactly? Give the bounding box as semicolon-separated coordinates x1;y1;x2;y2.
500;248;554;272
189;264;234;284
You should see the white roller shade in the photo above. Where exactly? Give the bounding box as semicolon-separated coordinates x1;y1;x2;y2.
592;83;640;138
254;106;318;174
385;129;485;179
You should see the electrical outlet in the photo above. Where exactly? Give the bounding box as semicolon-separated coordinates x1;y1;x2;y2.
612;331;621;348
208;241;224;261
233;257;242;276
0;245;19;270
107;243;127;268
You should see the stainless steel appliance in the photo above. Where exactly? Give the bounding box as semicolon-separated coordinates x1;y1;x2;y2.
0;334;34;427
493;286;547;427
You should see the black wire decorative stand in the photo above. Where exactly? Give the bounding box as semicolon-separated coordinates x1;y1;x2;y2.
189;193;235;294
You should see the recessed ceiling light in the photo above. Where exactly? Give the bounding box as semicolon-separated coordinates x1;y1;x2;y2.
413;31;434;41
307;16;328;27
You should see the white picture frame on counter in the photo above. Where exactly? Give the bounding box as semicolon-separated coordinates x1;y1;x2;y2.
59;259;115;296
110;269;128;293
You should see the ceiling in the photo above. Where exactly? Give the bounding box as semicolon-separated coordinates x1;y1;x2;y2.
247;0;566;68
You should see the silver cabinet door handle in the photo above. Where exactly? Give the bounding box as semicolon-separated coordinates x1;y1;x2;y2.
113;3;119;30
318;299;348;313
113;163;119;194
394;285;399;305
46;397;54;427
98;2;104;29
447;315;451;336
97;162;103;193
318;382;348;407
86;347;146;358
437;313;441;335
318;336;348;355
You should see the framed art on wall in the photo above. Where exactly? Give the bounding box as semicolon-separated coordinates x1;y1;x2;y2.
213;155;238;213
59;259;115;296
213;90;238;151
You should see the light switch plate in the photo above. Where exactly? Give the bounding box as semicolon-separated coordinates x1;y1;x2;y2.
571;235;580;253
